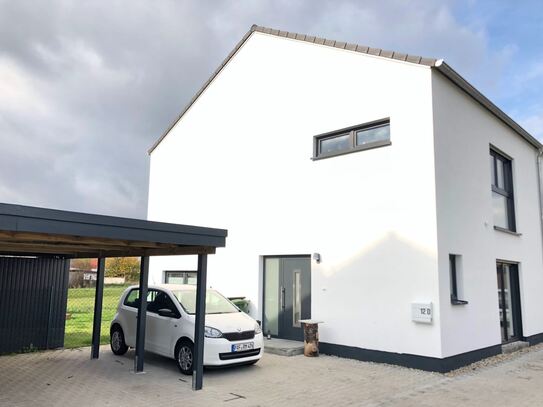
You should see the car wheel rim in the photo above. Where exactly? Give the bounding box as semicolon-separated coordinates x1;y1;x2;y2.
111;331;121;351
178;346;192;371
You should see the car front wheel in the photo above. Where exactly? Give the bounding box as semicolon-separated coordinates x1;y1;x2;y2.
175;340;194;375
110;325;128;355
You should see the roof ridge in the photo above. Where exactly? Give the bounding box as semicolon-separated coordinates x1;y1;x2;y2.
251;24;438;66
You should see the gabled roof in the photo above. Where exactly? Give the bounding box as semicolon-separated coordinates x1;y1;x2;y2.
148;24;541;154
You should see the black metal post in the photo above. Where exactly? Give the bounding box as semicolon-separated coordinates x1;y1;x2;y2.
135;256;149;373
192;254;207;391
91;257;105;359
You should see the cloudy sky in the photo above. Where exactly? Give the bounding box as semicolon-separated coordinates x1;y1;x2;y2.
0;0;541;218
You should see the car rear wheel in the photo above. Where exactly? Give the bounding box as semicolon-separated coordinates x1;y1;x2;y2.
110;325;128;355
175;340;194;375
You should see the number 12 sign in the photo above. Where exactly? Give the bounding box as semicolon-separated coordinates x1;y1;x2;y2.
411;302;433;324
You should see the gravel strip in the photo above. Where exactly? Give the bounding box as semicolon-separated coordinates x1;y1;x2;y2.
445;343;543;377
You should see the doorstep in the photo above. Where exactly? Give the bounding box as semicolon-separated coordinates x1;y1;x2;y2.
264;338;304;356
502;340;529;354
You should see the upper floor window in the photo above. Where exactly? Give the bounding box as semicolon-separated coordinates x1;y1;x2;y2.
313;119;390;160
490;148;516;232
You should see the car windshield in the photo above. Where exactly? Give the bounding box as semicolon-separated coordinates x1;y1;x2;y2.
172;289;239;314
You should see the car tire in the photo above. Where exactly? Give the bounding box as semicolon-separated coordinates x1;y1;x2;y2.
175;339;194;375
110;325;128;355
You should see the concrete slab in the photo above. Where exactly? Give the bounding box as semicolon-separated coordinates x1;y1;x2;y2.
502;340;529;354
263;338;304;356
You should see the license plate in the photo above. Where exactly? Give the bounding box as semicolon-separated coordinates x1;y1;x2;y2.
231;342;254;352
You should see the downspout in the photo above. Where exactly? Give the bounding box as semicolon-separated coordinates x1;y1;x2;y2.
538;150;543;256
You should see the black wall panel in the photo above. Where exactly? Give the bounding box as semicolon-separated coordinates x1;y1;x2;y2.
0;256;69;353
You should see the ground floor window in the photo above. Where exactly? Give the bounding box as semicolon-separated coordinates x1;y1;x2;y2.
164;271;197;285
496;262;522;343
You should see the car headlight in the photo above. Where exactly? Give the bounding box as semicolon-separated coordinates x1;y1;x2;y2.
204;326;223;338
254;322;262;334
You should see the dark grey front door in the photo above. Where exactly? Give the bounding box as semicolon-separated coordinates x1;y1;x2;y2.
263;256;311;341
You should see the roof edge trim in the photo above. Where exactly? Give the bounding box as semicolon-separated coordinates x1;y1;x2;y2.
434;62;542;149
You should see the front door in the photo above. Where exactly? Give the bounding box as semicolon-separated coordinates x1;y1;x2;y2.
263;256;311;341
496;262;522;343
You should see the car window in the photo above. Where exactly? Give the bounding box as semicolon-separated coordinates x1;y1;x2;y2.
147;291;178;315
124;289;139;307
123;288;158;309
172;289;239;314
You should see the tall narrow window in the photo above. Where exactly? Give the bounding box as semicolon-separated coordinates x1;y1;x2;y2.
449;254;468;305
490;148;516;232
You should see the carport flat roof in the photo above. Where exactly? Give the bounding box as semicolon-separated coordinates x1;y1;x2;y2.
0;203;227;258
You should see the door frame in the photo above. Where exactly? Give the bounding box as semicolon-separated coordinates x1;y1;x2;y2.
262;254;311;339
496;261;523;343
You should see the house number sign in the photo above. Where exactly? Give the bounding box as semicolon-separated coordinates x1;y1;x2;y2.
411;302;433;324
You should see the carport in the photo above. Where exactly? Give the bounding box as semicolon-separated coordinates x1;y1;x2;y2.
0;203;227;390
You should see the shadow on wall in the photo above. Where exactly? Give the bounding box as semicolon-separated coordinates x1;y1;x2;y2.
315;232;439;353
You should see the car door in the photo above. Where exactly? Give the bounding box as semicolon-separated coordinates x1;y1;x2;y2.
120;288;140;347
120;288;157;348
145;290;180;356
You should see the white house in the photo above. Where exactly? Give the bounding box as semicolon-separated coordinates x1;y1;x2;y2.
146;25;543;372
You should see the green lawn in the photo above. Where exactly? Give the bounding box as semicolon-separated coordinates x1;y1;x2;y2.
64;285;130;348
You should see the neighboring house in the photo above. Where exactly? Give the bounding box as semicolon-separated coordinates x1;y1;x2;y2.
147;25;543;372
69;258;98;288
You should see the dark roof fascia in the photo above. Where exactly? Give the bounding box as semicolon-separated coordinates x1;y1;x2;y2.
434;61;542;149
0;203;227;248
148;24;541;154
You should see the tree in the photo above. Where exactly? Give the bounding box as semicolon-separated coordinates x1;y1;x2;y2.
105;257;140;282
70;258;97;270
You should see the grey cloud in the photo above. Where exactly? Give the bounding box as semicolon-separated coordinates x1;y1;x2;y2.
0;0;521;218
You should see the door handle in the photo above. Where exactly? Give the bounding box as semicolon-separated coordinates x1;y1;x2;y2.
280;286;285;310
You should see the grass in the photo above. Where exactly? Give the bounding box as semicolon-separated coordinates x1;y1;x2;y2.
64;284;131;348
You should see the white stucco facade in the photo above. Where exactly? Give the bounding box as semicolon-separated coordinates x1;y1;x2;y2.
147;29;543;368
432;72;543;358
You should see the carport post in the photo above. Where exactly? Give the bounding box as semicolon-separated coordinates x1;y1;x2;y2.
192;253;208;391
91;257;105;359
134;256;149;373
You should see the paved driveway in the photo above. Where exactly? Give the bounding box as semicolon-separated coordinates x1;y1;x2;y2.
1;345;543;406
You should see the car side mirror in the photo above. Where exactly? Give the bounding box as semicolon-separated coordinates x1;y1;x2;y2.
158;308;178;318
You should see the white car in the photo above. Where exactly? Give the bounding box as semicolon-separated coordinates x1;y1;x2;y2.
110;284;263;374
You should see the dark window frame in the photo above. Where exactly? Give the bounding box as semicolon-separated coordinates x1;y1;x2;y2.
449;254;468;305
490;147;516;232
312;118;391;160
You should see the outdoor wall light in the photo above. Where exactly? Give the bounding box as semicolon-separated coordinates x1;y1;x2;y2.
313;253;321;263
